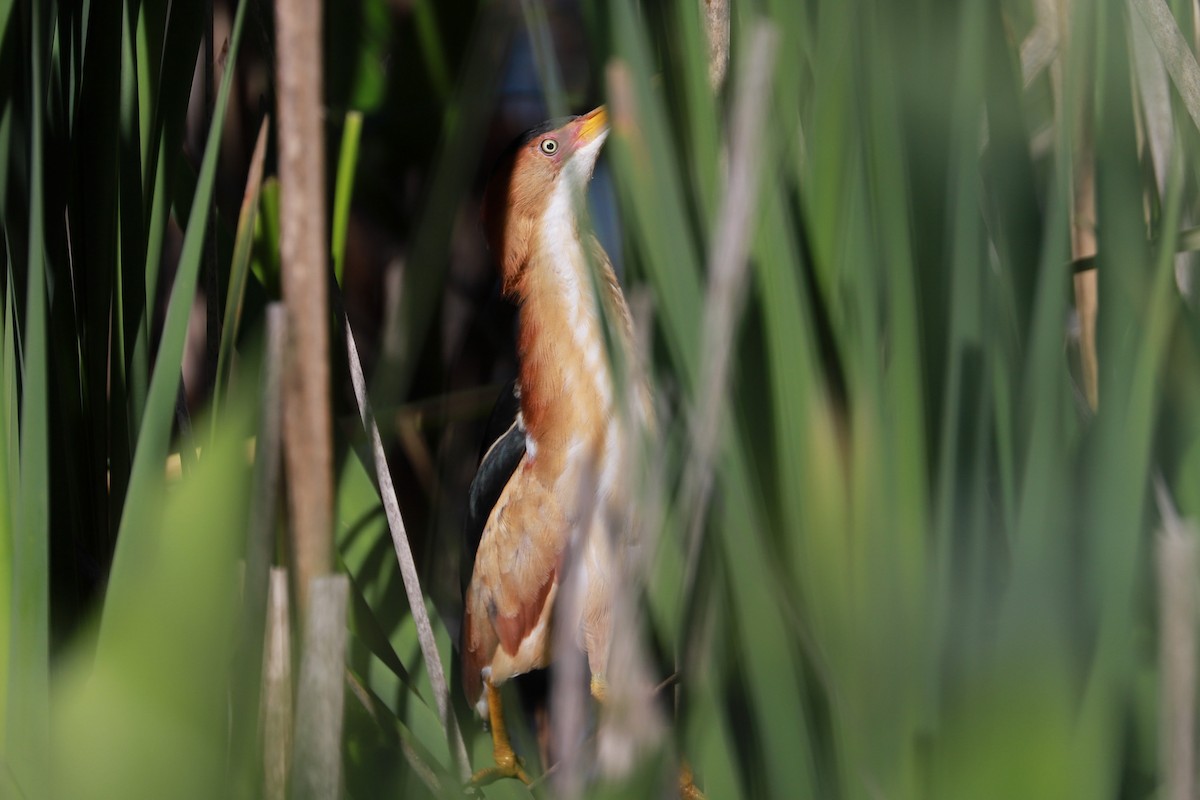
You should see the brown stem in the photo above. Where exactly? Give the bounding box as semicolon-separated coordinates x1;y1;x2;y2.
274;0;333;616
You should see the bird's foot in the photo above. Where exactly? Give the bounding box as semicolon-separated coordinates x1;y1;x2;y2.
469;679;533;787
679;761;705;800
469;745;532;787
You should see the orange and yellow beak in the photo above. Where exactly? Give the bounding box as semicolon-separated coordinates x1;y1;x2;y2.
570;105;608;148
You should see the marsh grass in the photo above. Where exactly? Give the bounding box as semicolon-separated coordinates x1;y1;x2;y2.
4;0;1200;798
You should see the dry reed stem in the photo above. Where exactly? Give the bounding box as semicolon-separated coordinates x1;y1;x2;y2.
1134;0;1200;132
342;312;470;780
230;304;286;782
1056;0;1099;410
1020;0;1059;86
243;293;284;590
1071;150;1098;410
594;288;667;779
290;575;350;800
274;0;333;616
262;567;293;800
1130;2;1174;194
215;116;271;408
1130;2;1194;297
550;461;600;800
1154;479;1197;800
702;0;729;93
683;21;780;580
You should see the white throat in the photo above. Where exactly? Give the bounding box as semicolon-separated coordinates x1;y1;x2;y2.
533;168;614;415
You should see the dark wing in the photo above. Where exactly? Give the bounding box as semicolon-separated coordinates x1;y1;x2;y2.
462;380;526;591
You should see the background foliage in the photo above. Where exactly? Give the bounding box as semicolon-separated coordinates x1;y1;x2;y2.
3;0;1200;797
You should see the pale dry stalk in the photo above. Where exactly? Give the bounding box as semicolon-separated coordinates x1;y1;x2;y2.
1154;480;1197;800
290;575;350;800
262;568;293;800
683;22;780;583
702;0;729;93
343;311;470;779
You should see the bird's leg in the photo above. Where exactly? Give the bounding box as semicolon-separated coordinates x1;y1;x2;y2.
589;674;705;799
590;674;607;703
470;680;532;786
679;760;705;800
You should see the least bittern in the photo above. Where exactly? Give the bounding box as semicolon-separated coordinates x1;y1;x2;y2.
461;107;657;786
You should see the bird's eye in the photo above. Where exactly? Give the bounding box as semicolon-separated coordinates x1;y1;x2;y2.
539;138;558;155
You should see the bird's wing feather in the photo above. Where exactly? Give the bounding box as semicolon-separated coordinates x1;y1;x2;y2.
462;464;565;703
462;381;525;592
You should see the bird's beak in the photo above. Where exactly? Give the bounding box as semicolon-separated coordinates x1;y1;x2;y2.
572;105;608;147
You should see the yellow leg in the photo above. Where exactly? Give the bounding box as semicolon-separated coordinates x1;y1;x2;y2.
590;674;608;703
470;680;532;786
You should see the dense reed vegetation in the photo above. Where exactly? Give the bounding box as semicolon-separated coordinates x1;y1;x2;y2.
4;0;1200;797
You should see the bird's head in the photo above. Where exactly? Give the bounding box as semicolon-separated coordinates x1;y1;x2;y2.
482;106;609;296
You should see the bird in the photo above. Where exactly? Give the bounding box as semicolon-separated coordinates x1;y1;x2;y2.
461;105;652;785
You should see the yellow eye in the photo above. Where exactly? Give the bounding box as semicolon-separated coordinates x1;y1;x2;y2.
539;138;558;155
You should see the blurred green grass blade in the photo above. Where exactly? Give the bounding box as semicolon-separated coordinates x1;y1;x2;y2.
225;307;282;797
73;0;125;541
336;438;471;783
0;248;13;757
607;5;825;795
254;177;282;295
801;0;857;315
7;0;51;793
131;132;170;435
0;21;15;762
934;0;988;523
214;116;270;420
111;0;147;522
1077;8;1160;744
931;656;1095;800
345;661;460;796
1083;137;1186;750
685;676;744;800
752;176;823;579
521;0;568;117
134;3;155;173
132;0;205;441
344;563;414;690
335;448;451;759
978;4;1044;346
2;275;14;533
337;449;397;611
762;0;811;199
671;0;720;223
412;0;451;102
100;0;250;651
717;464;818;798
331;111;362;286
932;0;989;667
342;0;391;112
864;14;930;596
0;107;10;225
54;395;256;800
349;624;451;769
1003;192;1071;606
855;20;932;776
0;0;11;55
608;0;703;387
